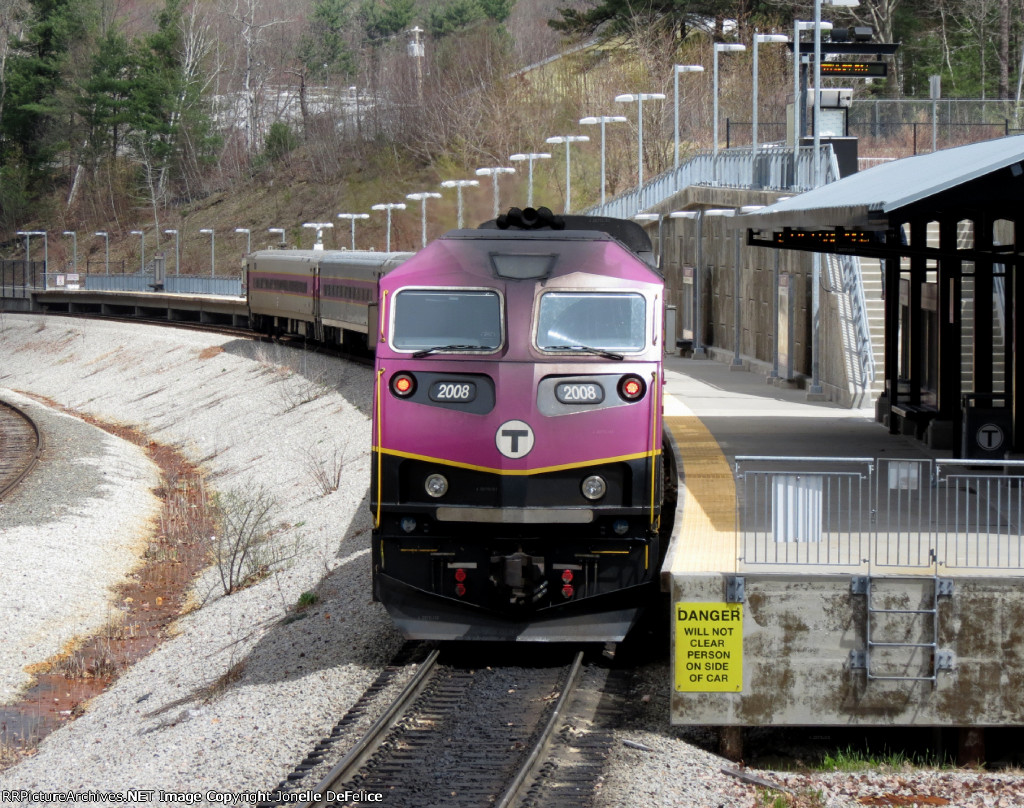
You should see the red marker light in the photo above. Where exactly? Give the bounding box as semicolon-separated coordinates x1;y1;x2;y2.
455;583;467;597
561;584;574;599
391;373;416;397
618;375;646;401
454;568;467;582
561;569;574;583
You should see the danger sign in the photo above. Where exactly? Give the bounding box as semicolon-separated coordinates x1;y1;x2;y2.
674;602;744;693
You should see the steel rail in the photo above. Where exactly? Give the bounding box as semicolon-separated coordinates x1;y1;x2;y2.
311;647;441;804
0;399;42;499
493;649;586;808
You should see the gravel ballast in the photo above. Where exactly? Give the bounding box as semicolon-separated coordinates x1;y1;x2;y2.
0;313;1022;807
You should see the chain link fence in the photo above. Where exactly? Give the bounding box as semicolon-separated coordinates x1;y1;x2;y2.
727;98;1024;156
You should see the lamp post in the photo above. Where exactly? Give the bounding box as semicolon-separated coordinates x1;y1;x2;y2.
713;43;746;169
792;20;831;155
809;1;857;396
95;231;109;275
508;153;551;209
814;0;858;187
16;230;46;265
614;92;665;190
268;227;286;246
440;179;480;229
371;203;406;252
199;228;215;277
406;191;442;248
753;34;789;158
62;230;77;275
130;229;145;274
579;116;627;205
544;136;589;214
234;227;251;254
16;230;46;283
302;222;333;250
672;65;704;173
475;167;516;219
15;231;30;264
336;213;370;250
164;229;180;275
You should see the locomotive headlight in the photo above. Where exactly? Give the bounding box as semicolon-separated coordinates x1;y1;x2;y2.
581;475;607;500
425;473;449;498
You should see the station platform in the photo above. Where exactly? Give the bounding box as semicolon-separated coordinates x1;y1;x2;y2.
661;356;1024;732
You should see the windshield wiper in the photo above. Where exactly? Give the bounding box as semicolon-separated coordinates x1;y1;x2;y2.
546;344;625;361
411;344;486;358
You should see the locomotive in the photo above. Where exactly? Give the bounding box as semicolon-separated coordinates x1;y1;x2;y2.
370;208;671;642
244;207;673;642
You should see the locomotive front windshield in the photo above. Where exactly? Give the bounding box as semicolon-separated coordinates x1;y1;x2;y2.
392;289;502;351
537;292;647;352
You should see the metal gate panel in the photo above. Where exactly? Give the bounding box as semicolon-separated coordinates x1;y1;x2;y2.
936;459;1024;570
872;458;935;569
735;457;872;568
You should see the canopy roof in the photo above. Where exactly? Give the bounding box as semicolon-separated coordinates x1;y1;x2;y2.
739;135;1024;231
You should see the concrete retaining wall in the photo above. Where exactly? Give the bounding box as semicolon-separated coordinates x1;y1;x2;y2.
670;572;1024;726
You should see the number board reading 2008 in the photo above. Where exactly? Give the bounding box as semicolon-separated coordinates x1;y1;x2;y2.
429;381;477;403
555;382;605;405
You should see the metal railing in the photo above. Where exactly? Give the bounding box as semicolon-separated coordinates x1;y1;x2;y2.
584;144;838;220
736;456;1024;574
1;260;45;298
936;459;1024;571
735;456;874;568
826;251;877;396
26;272;243;298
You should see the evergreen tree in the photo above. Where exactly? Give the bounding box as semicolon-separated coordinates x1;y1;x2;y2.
360;0;415;43
300;0;356;78
1;0;92;185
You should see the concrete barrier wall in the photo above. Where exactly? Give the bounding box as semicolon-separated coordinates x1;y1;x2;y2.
671;572;1024;726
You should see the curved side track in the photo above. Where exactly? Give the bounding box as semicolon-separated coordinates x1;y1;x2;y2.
0;399;42;499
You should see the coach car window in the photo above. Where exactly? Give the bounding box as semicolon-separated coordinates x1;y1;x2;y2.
392;289;502;352
537;292;646;352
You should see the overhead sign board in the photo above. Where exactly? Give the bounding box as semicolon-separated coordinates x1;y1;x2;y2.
820;61;888;78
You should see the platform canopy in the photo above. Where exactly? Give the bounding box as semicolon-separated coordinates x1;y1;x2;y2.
738;135;1024;457
740;134;1024;236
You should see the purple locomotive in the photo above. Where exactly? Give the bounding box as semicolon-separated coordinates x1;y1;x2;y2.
371;208;672;642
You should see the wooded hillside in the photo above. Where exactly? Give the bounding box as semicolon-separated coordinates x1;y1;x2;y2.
1;0;1021;262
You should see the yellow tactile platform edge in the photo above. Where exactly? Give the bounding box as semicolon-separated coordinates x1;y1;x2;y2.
664;415;738;574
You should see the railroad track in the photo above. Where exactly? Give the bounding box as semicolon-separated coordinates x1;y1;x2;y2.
0;399;41;499
259;644;626;808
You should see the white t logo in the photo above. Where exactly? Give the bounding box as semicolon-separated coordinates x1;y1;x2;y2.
496;420;534;459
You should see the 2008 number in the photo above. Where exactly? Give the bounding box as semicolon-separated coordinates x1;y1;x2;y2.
430;382;476;402
556;383;604;404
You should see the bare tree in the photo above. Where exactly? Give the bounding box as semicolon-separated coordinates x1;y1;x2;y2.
221;0;292;157
0;0;30;128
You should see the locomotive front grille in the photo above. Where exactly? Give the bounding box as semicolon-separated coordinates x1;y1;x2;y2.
435;506;594;523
